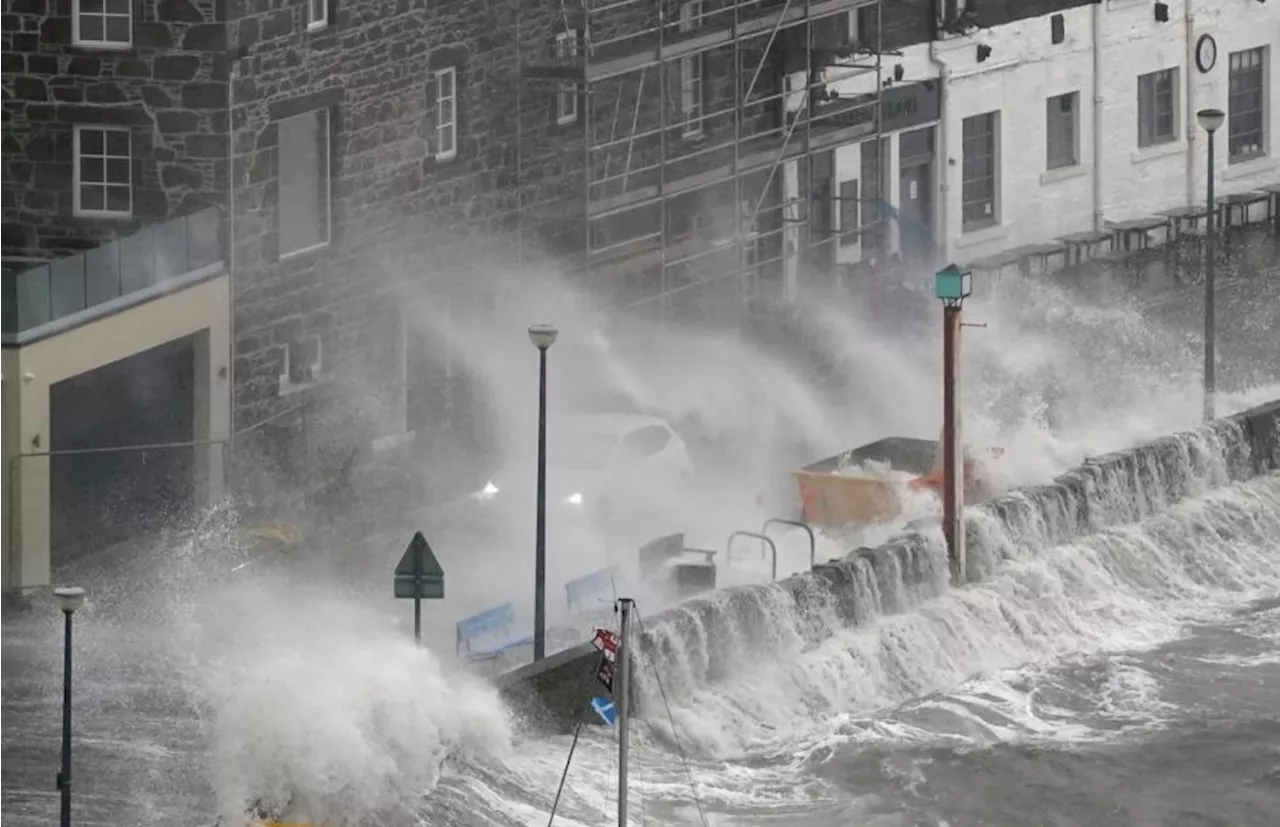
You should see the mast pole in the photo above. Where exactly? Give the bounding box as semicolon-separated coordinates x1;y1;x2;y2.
617;597;633;826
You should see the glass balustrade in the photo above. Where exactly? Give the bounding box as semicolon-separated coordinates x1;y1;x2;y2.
2;207;224;337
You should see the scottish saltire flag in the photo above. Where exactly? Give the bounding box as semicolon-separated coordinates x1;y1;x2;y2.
591;696;617;727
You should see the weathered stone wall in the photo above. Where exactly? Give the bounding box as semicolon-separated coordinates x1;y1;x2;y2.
498;400;1280;733
1;0;229;258
224;0;524;522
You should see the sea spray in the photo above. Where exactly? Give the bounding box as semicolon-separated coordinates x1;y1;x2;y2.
627;418;1269;748
630;474;1280;761
203;578;513;824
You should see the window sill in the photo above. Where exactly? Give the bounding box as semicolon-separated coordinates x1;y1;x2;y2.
306;22;329;33
955;221;1009;249
278;372;332;397
1223;155;1275;181
556;115;579;127
278;240;331;262
371;430;417;455
1130;140;1184;166
1040;164;1089;185
433;150;458;163
73;209;132;220
71;40;132;51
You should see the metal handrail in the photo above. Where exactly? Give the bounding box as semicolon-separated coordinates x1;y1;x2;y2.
726;530;778;581
761;517;815;569
5;437;231;592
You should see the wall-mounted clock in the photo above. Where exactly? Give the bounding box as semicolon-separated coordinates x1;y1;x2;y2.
1195;33;1217;73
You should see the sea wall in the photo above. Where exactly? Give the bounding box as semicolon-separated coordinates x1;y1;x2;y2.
499;400;1280;731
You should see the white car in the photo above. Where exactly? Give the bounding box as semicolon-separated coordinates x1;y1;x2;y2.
476;413;693;542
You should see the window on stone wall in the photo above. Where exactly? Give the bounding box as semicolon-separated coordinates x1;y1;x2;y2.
74;125;131;217
838;179;859;247
1228;47;1267;164
679;1;704;138
72;0;131;49
307;0;328;31
1045;91;1079;170
277;109;331;257
556;30;579;125
1137;68;1178;148
436;67;458;161
961;110;999;233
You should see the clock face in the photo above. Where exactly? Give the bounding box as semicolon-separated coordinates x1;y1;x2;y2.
1196;34;1217;73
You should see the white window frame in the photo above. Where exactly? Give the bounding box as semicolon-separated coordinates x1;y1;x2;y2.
846;8;864;48
556;30;579;125
71;0;132;50
278;334;324;394
1137;67;1179;148
937;0;973;36
1045;91;1079;170
679;1;704;138
961;110;1000;233
1227;47;1268;164
435;67;458;161
73;124;132;218
307;0;328;31
276;108;332;259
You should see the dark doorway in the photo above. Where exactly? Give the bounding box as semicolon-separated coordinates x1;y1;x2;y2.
49;336;196;565
898;126;936;262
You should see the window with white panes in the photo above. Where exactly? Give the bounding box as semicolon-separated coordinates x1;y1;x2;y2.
74;125;131;217
679;1;704;138
1228;47;1267;163
277;109;331;256
1046;91;1079;170
73;0;131;48
307;0;328;30
1137;68;1178;148
961;111;999;232
556;30;579;125
435;67;458;160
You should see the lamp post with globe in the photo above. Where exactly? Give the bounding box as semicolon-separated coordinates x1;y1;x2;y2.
528;324;558;661
1196;107;1224;421
53;586;86;827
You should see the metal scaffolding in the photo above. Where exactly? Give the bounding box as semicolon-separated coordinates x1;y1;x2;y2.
516;0;887;326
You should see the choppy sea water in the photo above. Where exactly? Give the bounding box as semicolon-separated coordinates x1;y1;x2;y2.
416;473;1280;827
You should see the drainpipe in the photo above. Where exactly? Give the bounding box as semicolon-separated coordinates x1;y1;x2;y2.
1184;0;1197;205
927;0;951;264
226;20;238;462
1091;0;1105;229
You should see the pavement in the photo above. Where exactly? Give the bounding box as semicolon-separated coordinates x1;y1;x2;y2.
2;228;1276;827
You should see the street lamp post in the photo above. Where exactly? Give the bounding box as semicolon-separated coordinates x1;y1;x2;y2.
934;265;972;585
528;324;559;662
53;586;86;827
1196;107;1224;422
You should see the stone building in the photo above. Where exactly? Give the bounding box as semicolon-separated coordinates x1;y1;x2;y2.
8;0;1204;592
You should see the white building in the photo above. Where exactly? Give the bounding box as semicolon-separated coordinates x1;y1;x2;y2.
830;0;1279;266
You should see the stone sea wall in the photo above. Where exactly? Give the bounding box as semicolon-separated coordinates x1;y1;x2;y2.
499;399;1279;731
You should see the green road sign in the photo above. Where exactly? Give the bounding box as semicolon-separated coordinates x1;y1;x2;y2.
394;531;445;600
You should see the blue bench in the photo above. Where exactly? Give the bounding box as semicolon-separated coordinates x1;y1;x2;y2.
455;602;531;660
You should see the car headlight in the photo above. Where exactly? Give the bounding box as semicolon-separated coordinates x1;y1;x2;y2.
564;492;584;506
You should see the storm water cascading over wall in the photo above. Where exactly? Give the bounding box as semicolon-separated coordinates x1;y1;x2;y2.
499;400;1279;727
631;401;1278;704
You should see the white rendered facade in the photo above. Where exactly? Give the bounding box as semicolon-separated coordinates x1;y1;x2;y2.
829;0;1279;266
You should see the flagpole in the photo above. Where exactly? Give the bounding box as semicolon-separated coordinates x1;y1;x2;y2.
616;598;633;827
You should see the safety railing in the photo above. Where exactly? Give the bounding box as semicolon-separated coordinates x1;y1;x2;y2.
726;530;779;581
761;517;815;570
5;438;230;591
2;206;223;337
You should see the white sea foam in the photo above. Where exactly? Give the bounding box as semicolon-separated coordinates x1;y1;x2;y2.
202;578;513;824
